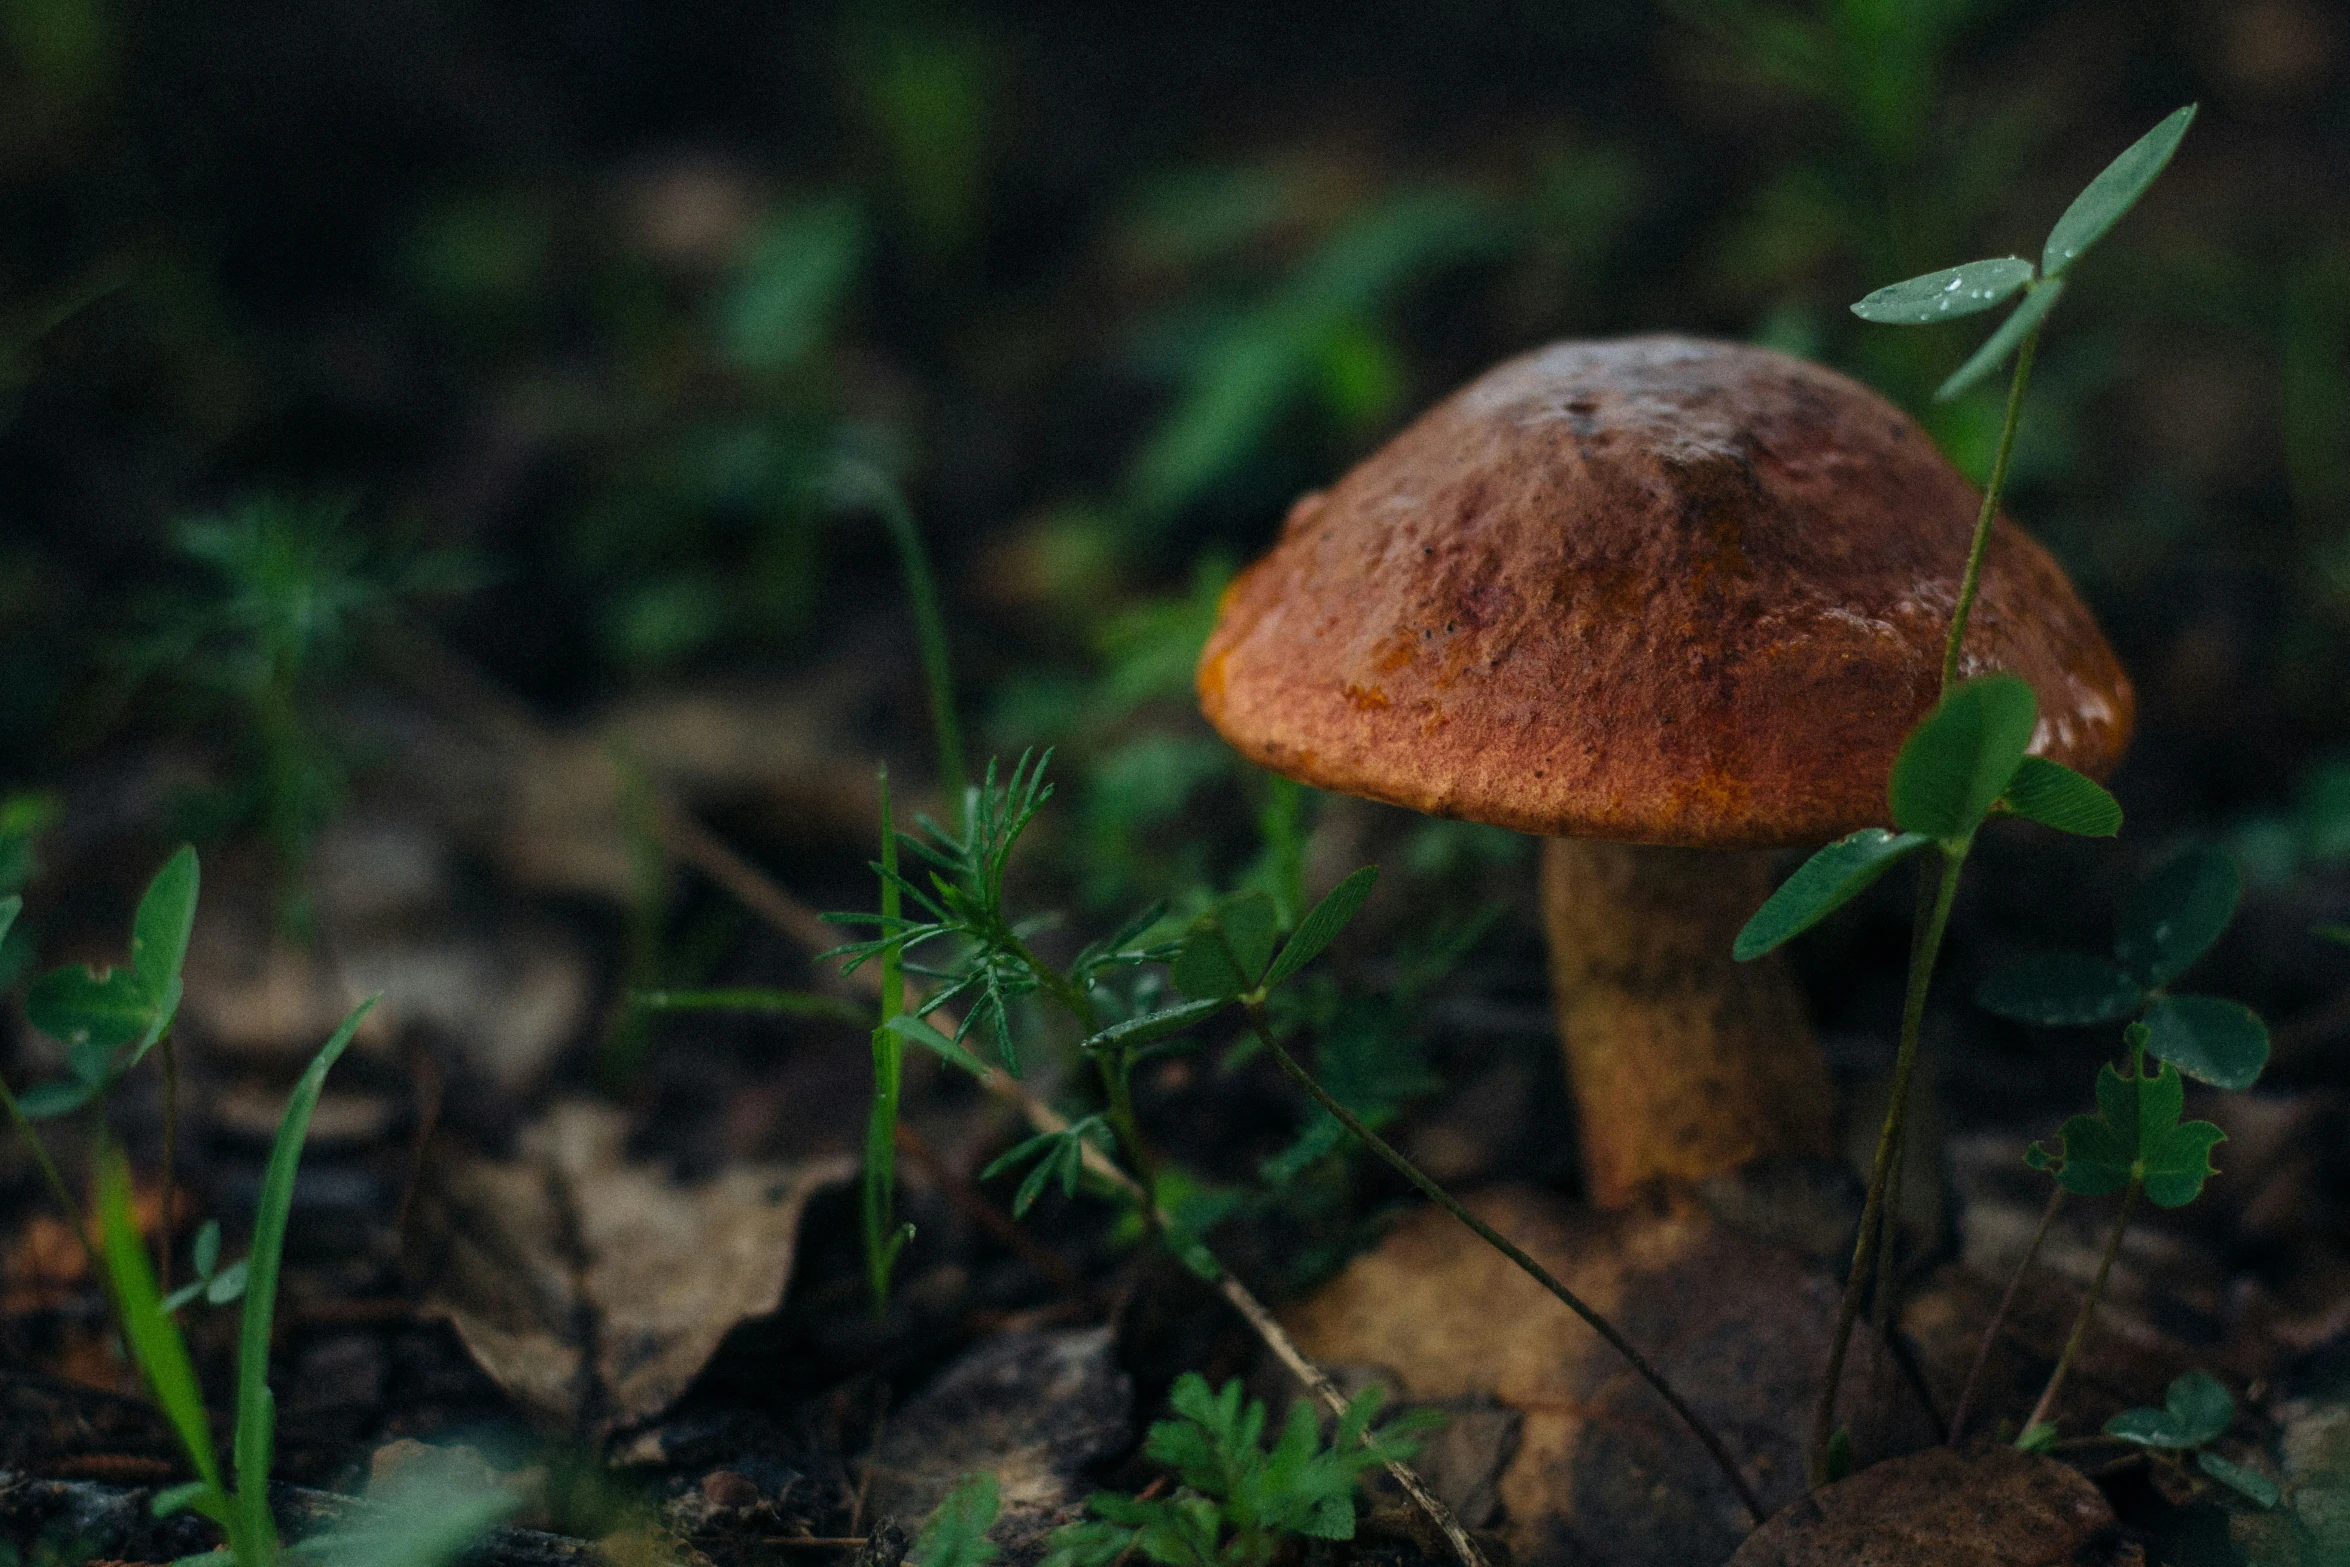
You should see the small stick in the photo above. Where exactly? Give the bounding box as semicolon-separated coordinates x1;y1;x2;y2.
1215;1265;1491;1567
1949;1184;2066;1446
2024;1178;2139;1436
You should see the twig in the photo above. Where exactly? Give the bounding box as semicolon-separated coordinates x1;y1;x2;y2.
1950;1184;2066;1446
1243;1004;1765;1526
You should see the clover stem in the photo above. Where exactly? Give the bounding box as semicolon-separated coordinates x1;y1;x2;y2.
1810;842;1965;1486
0;1077;104;1285
1942;325;2042;693
1242;1001;1764;1524
2024;1176;2140;1438
1950;1183;2067;1445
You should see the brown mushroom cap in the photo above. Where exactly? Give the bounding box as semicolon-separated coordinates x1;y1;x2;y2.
1197;335;2134;848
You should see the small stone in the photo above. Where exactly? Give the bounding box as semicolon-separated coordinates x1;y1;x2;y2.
1726;1445;2138;1566
700;1470;762;1512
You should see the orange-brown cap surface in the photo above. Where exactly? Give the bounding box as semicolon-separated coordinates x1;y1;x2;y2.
1197;336;2133;848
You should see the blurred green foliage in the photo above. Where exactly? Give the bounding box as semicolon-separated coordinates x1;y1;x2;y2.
0;0;2346;916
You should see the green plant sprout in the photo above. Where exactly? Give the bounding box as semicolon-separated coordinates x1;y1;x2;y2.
122;497;472;931
99;994;382;1565
2;848;502;1564
2091;1371;2280;1510
10;845;199;1290
823;752;1766;1525
1977;844;2270;1090
1041;1374;1437;1567
165;1217;250;1313
1948;847;2271;1446
909;1472;1003;1567
2008;1020;2228;1440
1735;103;2197;1485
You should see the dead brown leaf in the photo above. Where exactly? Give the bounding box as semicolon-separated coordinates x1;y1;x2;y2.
404;1100;853;1431
1284;1185;1935;1567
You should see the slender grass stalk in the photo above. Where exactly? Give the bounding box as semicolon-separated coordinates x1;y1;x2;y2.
2024;1178;2139;1437
864;766;913;1314
1811;845;1963;1483
838;462;966;803
234;996;377;1562
1942;329;2042;691
0;1077;103;1284
1241;1001;1764;1524
632;988;870;1026
1950;1184;2067;1445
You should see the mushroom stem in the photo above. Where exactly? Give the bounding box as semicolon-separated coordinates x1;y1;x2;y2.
1540;838;1835;1209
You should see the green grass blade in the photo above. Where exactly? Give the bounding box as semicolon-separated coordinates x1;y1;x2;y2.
1733;829;1930;960
865;766;908;1312
1936;280;2064;402
2000;756;2122;837
1265;867;1378;989
1851;258;2033;324
236;994;378;1555
1888;675;2038;840
2042;105;2197;279
629;988;869;1026
132;846;200;1003
97;1149;232;1525
2117;845;2240;987
2142;994;2269;1092
838;464;965;802
1975;952;2143;1026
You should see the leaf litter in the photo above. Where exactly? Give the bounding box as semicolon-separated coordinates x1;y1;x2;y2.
404;1099;854;1432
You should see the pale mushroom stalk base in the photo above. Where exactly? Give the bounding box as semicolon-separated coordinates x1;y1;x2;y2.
1541;838;1835;1208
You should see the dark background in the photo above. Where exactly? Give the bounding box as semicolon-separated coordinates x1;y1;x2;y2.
4;0;2349;1159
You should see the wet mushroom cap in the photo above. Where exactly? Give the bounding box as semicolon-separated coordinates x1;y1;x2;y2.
1197;335;2134;849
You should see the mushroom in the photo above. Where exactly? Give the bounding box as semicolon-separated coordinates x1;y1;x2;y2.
1197;335;2132;1209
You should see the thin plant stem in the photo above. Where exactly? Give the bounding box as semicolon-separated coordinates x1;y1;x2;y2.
863;766;910;1316
1004;928;1168;1216
1811;844;1964;1484
838;462;966;803
1804;311;2045;1480
158;1034;179;1295
0;1079;103;1284
1243;1002;1764;1524
1950;1184;2067;1445
2025;1178;2140;1438
1941;328;2042;693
